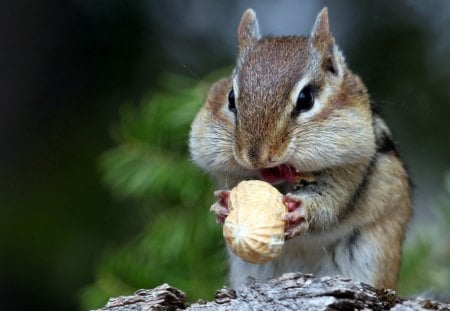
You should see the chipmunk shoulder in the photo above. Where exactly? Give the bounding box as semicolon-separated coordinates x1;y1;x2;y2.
189;7;412;290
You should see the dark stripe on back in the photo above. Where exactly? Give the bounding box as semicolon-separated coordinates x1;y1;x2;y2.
372;109;399;155
346;228;361;263
369;100;378;115
328;240;342;273
377;132;398;155
339;156;377;221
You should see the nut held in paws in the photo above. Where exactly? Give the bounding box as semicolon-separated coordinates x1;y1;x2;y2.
223;180;287;264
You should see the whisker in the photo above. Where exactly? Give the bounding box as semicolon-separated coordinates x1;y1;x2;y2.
180;63;201;80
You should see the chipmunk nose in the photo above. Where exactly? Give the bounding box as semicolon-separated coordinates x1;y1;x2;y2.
239;144;274;169
247;145;260;163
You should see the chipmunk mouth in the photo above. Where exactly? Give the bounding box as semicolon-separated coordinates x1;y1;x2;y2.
259;164;302;185
259;164;317;194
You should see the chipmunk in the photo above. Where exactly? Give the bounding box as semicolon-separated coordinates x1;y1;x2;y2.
189;7;412;290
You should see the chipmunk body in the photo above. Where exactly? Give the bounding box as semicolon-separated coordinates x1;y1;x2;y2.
189;8;411;289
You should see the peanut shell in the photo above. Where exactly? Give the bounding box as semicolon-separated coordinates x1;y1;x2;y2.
223;180;286;264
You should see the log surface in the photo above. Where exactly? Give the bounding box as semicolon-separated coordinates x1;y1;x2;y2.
95;273;450;311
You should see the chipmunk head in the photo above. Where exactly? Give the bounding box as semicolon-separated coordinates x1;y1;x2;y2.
232;8;375;171
190;8;376;180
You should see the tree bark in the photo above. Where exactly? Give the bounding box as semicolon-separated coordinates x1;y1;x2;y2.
94;273;450;311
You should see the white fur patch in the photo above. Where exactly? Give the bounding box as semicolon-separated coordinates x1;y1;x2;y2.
232;77;239;101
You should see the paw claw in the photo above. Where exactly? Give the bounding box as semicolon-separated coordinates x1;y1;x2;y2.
284;221;309;240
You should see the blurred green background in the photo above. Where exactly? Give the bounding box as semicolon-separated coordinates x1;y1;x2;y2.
0;1;449;310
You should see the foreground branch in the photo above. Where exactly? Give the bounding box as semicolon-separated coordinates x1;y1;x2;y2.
95;273;449;311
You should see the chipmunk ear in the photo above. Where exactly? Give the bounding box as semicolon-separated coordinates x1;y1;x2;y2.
310;7;335;47
310;7;342;76
238;9;261;55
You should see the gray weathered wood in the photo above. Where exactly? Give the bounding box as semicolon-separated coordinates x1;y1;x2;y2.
95;273;450;311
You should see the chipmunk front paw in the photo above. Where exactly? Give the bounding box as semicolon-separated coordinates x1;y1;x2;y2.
210;190;231;224
283;193;309;239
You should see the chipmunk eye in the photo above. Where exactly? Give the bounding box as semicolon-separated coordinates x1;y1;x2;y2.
228;89;236;113
295;87;314;113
